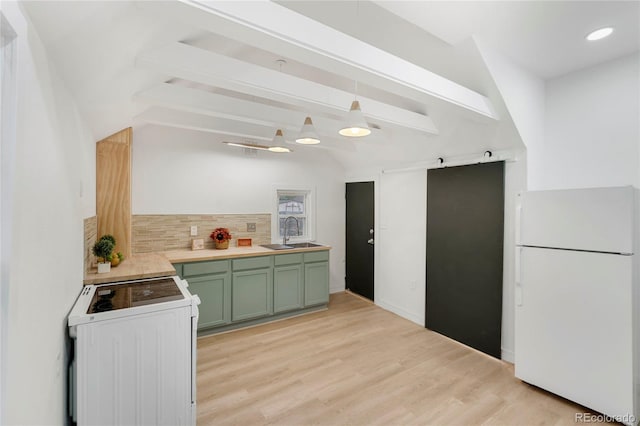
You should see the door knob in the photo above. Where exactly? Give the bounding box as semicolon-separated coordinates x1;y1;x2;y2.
367;238;374;245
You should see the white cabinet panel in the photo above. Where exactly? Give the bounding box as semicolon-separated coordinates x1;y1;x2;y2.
75;307;193;425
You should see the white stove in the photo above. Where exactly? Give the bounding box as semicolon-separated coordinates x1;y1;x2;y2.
68;276;200;425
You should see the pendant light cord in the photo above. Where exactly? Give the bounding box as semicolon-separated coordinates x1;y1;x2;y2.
354;0;360;101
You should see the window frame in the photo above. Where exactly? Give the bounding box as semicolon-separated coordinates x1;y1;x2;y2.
272;186;316;243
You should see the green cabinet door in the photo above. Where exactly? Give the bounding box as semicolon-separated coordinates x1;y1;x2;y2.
187;272;231;329
232;268;273;321
274;264;303;313
304;261;329;307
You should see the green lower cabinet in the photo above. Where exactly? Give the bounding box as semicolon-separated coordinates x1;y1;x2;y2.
188;272;231;328
304;261;329;307
175;251;329;333
232;268;273;321
273;264;304;313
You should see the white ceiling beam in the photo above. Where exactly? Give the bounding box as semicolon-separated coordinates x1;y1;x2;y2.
136;42;438;135
135;107;358;152
145;0;497;120
133;82;386;140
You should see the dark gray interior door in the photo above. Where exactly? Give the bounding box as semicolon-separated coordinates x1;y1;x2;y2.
426;162;504;358
346;182;374;301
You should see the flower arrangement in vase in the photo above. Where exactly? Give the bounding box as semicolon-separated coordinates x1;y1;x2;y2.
210;228;232;249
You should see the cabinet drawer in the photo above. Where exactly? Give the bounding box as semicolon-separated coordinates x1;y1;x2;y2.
232;256;271;271
183;260;229;277
303;250;329;263
274;253;303;266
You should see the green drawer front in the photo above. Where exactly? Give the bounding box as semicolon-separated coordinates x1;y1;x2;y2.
274;253;303;266
183;260;229;277
232;256;272;271
303;250;329;263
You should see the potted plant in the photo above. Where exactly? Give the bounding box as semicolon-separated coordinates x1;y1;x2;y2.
210;228;232;249
100;234;116;245
93;237;115;273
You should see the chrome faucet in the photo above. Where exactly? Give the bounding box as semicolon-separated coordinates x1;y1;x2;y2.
283;216;300;245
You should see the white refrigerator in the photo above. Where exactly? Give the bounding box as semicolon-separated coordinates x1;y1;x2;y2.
515;186;639;425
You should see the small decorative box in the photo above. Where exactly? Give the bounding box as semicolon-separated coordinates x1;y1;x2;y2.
237;238;252;247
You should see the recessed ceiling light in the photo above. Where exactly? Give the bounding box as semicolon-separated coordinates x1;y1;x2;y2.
586;27;614;41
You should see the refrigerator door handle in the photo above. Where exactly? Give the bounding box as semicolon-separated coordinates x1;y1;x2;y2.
515;203;522;246
515;247;523;307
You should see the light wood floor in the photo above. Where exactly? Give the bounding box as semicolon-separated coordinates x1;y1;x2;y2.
196;292;609;425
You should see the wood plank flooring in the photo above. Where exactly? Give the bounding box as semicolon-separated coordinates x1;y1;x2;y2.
197;292;610;425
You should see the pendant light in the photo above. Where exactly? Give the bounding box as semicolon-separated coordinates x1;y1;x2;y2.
339;0;370;138
296;116;321;145
222;129;291;154
339;99;371;137
268;129;291;153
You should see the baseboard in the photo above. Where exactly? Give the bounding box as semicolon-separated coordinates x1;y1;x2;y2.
375;299;424;326
501;348;515;363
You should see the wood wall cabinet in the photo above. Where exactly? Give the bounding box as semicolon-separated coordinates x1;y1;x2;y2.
96;128;132;258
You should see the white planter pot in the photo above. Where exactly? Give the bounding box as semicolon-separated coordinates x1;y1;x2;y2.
97;262;111;274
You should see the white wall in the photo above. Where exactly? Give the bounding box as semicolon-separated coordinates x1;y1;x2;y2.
542;53;640;189
475;36;543;190
132;125;346;293
3;2;95;424
376;170;427;325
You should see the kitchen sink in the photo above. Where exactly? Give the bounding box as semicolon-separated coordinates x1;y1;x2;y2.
259;242;324;250
260;244;294;250
287;242;323;248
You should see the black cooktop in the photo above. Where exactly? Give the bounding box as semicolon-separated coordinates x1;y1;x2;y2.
88;278;184;314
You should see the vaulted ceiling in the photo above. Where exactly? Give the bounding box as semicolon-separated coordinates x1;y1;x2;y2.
22;1;639;170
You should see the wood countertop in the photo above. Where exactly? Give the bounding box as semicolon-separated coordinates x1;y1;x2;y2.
163;244;331;263
83;253;176;285
83;245;331;285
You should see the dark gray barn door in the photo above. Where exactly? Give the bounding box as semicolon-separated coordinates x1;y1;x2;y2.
426;162;504;358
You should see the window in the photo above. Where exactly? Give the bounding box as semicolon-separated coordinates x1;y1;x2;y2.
274;188;315;242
